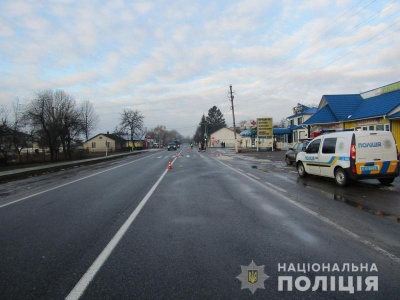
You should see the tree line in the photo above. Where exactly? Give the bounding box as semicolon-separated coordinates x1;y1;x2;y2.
0;89;98;162
145;125;184;145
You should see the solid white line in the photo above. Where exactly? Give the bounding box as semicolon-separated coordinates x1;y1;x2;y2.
264;182;287;193
0;152;160;209
237;168;244;172
66;157;176;300
214;158;400;264
246;173;260;180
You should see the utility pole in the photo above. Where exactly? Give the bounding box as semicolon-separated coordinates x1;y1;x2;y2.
229;85;239;153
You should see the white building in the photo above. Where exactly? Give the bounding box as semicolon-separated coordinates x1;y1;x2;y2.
209;128;239;148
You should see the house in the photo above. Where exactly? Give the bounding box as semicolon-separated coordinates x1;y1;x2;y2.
286;103;317;143
209;128;239;148
83;133;127;153
303;81;400;150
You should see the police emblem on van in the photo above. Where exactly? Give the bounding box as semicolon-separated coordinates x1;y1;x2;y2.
383;139;392;149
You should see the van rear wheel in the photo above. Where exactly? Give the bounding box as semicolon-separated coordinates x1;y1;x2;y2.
378;178;395;185
335;168;348;187
297;162;307;177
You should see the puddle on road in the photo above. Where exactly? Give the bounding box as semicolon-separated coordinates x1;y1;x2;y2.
333;194;399;223
300;181;399;223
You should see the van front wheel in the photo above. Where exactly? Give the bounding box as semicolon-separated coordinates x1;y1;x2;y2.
335;168;348;187
378;178;394;185
297;162;307;178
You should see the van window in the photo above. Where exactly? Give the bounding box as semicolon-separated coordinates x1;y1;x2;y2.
307;140;321;154
322;138;337;154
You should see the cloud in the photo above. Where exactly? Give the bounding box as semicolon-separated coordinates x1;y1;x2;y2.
0;0;399;138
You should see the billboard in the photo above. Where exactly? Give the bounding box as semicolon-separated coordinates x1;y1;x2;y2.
257;118;273;137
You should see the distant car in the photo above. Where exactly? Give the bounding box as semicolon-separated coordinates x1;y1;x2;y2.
167;143;177;151
285;139;311;165
153;143;159;148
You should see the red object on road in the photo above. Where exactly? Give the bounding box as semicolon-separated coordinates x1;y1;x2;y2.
167;161;173;170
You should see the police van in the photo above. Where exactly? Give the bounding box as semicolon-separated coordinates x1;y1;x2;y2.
296;131;399;186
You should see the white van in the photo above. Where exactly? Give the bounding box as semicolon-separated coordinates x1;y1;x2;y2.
296;131;399;186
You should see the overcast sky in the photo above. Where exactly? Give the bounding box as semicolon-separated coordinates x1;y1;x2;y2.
1;0;400;138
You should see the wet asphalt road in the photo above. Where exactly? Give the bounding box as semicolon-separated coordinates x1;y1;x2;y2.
0;146;399;299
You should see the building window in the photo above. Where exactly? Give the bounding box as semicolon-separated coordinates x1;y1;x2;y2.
376;124;384;131
293;131;298;142
299;131;307;140
290;119;294;126
297;117;302;125
385;124;390;131
92;142;96;148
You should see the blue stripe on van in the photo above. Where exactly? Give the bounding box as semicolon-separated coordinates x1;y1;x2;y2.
380;161;390;174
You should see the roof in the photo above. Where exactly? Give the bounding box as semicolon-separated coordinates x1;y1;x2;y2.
303;94;363;125
304;107;318;114
87;133;127;143
273;128;291;135
288;125;307;130
303;105;339;124
287;106;317;119
347;90;400;121
387;111;400;119
321;94;363;120
217;127;237;134
240;129;251;137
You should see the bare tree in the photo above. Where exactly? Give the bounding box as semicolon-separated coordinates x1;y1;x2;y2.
10;99;33;162
56;93;84;159
120;108;144;150
151;125;167;145
0;105;12;162
25;89;82;161
81;100;99;141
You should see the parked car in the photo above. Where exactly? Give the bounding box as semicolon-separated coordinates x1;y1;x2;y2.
285;139;312;165
167;143;177;151
296;131;399;186
153;142;159;148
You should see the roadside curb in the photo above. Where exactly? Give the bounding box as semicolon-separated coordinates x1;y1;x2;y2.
0;150;147;183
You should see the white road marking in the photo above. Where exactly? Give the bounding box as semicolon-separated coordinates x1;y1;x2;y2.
237;168;244;172
66;157;177;300
246;173;260;180
0;152;160;209
157;156;162;159
265;182;287;193
214;158;400;264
